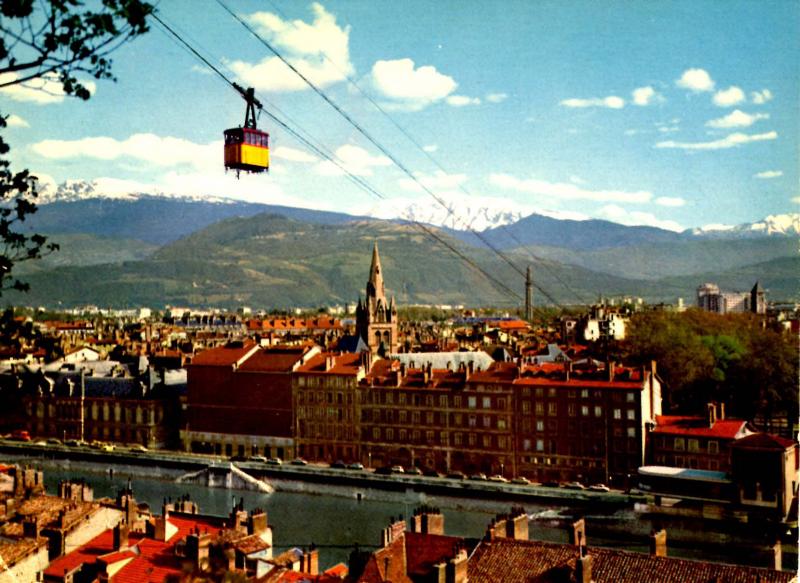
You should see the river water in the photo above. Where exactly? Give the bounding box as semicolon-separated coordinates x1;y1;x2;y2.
6;455;796;572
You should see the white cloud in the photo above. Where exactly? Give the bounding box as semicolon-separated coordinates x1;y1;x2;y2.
31;133;218;169
366;58;457;111
713;86;745;107
569;175;586;185
422;144;438;153
792;196;800;205
632;86;661;106
398;170;468;193
560;95;625;109
190;65;213;76
754;170;783;179
272;145;317;163
229;3;352;92
655;131;778;151
655;196;686;207
5;114;29;128
486;92;508;103
751;89;773;104
676;68;715;92
315;144;391;176
490;173;651;204
446;94;481;107
599;204;683;232
706;109;769;129
0;72;96;104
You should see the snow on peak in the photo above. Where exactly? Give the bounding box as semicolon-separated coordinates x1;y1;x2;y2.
690;213;799;238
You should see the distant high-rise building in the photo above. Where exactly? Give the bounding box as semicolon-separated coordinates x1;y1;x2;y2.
356;242;398;354
697;281;766;315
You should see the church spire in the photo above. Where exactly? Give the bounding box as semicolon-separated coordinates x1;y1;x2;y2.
368;241;385;300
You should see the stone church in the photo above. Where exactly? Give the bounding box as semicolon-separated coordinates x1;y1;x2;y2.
356;242;398;354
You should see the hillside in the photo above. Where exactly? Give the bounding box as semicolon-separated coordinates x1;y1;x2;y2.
5;214;662;309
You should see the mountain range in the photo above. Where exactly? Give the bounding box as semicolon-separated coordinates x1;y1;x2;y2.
6;186;798;309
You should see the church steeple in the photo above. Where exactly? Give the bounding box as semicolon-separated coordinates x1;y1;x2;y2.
368;241;385;301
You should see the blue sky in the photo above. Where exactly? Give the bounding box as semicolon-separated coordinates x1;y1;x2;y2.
1;0;797;232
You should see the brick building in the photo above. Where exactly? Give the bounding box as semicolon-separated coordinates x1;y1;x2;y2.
182;341;319;459
292;351;369;462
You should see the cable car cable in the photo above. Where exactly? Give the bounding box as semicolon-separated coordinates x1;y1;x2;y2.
151;11;524;306
213;0;563;309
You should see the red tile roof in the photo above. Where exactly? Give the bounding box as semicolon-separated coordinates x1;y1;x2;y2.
238;347;309;372
731;432;797;450
297;352;363;375
653;416;749;439
468;538;794;583
191;341;257;366
404;531;462;577
44;514;225;582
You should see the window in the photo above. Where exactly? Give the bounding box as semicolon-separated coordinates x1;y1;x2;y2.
674;438;685;451
454;396;462;408
548;403;557;416
627;427;636;438
536;420;544;432
548;388;556;397
440;395;447;407
426;412;434;424
399;410;407;423
399;429;407;441
568;404;576;417
688;439;700;453
426;395;434;407
536;439;544;452
594;406;602;417
454;433;463;446
483;435;491;448
468;433;476;446
386;428;394;440
535;402;544;415
708;440;719;454
498;418;507;430
454;413;463;426
581;389;589;398
498;398;506;409
468;396;477;409
412;411;421;424
399;392;406;405
535;388;544;398
426;430;434;442
568;390;576;399
482;396;491;409
626;392;636;403
468;415;477;428
523;438;531;451
483;416;492;428
386;392;393;405
581;406;589;416
522;401;531;414
627;409;636;421
372;428;380;439
613;408;621;420
498;436;507;449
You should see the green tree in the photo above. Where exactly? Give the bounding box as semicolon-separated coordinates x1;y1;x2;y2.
0;0;153;295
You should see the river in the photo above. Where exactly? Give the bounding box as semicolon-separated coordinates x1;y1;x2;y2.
5;455;796;572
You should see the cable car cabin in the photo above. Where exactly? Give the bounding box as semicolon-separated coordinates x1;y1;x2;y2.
224;127;269;174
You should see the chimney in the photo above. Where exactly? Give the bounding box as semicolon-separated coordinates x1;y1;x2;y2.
186;531;212;570
718;402;725;420
381;516;406;547
507;506;528;540
707;403;717;428
467;361;474;375
607;360;615;382
22;515;40;539
411;506;444;535
649;529;667;557
569;518;586;546
247;508;268;536
771;540;782;571
564;360;573;382
304;545;319;575
448;548;469;583
113;523;129;551
325;355;334;371
400;362;407;377
576;546;592;583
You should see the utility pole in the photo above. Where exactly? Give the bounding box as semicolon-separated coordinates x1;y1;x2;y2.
80;368;85;443
525;266;533;321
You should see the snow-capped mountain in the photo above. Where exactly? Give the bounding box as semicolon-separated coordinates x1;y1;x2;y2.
687;214;800;239
34;179;236;206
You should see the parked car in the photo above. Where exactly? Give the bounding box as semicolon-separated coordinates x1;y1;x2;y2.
374;466;394;475
347;462;364;470
423;469;441;478
542;480;560;488
266;457;283;466
249;455;267;463
511;477;531;485
290;458;308;466
563;481;586;490
390;465;405;474
9;430;31;442
404;466;422;475
488;474;509;483
330;460;347;469
46;438;62;445
100;444;115;452
468;473;487;481
129;444;148;453
65;439;87;447
230;455;248;462
445;471;466;480
589;484;611;492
